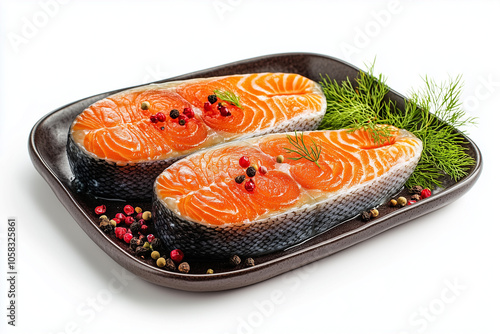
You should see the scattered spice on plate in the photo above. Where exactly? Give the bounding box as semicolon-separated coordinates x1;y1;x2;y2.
230;255;241;266
370;208;379;218
276;155;284;163
397;196;407;207
244;258;255;267
361;211;371;221
140;101;150;110
178;262;190;273
246;166;257;178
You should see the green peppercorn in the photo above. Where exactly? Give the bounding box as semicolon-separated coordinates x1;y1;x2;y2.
170;109;180;119
206;269;214;274
156;257;166;268
142;211;152;221
99;215;108;222
141;101;151;110
244;258;255;267
143;241;151;249
246;166;257;177
178;262;190;273
276;155;285;163
370;208;379;218
397;196;407;207
151;251;160;260
235;175;246;184
389;199;398;207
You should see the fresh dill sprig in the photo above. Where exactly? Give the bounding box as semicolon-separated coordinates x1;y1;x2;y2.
214;89;243;109
284;131;322;168
318;63;477;189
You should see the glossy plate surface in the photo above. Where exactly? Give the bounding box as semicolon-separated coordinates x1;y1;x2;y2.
28;53;482;291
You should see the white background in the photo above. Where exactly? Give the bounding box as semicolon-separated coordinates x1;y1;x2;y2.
1;1;499;333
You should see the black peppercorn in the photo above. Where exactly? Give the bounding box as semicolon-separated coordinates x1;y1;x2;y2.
410;194;421;201
246;166;256;177
230;255;241;266
135;246;151;258
208;94;218;104
129;237;144;248
130;222;141;235
409;185;423;195
361;211;371;221
244;258;255;267
235;175;245;184
170;109;180;119
163;257;176;271
150;238;163;251
179;119;186;126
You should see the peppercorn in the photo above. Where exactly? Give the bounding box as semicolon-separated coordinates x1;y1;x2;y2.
177;262;191;274
244;258;255;267
151;251;161;260
235;175;246;184
246;166;257;177
397;196;407;207
178;262;190;273
156;257;166;268
170;249;184;263
123;233;133;244
130;222;141;235
135;246;151;258
99;215;108;222
170;109;180;119
217;102;223;110
259;166;268;175
370;208;379;218
109;219;117;227
183;107;194;118
208;94;217;104
156;112;167;122
220;106;230;117
206;269;214;274
276;155;285;163
95;205;106;215
244;179;255;192
140;224;149;234
150;115;158;123
129;237;144;248
389;199;398;207
420;188;431;199
150;238;163;251
409;185;423;195
141;101;151;110
135;207;142;214
99;218;113;234
142;211;152;221
123;204;135;215
124;216;135;226
164;258;176;271
361;211;371;221
143;241;151;250
179;118;186;126
410;194;421;201
239;156;250;168
230;255;241;266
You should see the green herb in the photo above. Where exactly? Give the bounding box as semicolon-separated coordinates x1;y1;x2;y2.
214;89;243;109
318;62;477;189
284;131;322;168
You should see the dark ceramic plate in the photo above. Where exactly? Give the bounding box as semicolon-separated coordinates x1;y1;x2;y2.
29;53;482;291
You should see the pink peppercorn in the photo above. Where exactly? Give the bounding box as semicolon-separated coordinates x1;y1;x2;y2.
183;107;194;118
421;188;431;199
170;249;184;263
156;112;166;122
147;234;155;243
204;102;211;112
94;205;106;215
115;213;126;224
124;216;135;226
115;227;127;240
123;233;133;243
123;205;134;216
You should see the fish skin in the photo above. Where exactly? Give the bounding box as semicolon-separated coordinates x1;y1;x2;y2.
152;129;422;258
67;73;326;198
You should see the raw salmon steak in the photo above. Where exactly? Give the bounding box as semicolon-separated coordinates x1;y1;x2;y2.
67;73;326;198
153;127;423;257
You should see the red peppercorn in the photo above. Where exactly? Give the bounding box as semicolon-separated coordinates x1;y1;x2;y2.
156;112;166;122
94;205;106;215
150;115;158;123
123;233;133;243
245;179;255;192
115;213;126;224
140;224;149;233
421;188;431;199
124;216;135;226
183;107;194;118
115;227;127;240
170;249;184;263
239;156;250;168
259;166;268;175
123;205;134;216
138;219;145;226
203;102;211;112
178;114;187;126
147;234;155;243
136;212;143;220
220;106;231;116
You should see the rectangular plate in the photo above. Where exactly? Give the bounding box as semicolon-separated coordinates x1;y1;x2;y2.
28;53;482;291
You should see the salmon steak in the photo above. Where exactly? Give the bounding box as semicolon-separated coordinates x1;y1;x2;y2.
67;73;326;198
153;127;423;257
